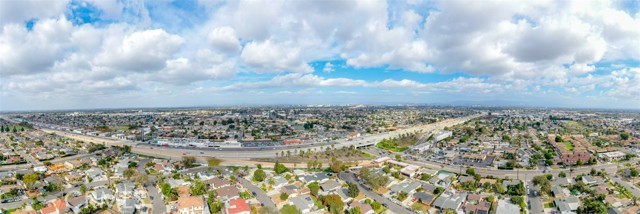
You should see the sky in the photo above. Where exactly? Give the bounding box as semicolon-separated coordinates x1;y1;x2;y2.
1;0;640;111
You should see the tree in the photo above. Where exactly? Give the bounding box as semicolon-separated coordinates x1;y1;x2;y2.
32;198;44;210
274;161;288;174
532;175;551;195
80;184;87;194
330;160;344;173
191;180;207;196
123;145;131;153
308;182;320;196
358;167;389;190
621;132;630;140
207;158;223;166
559;171;567;178
347;182;359;198
161;183;178;201
323;194;345;214
22;173;39;190
253;169;267;182
182;156;196;168
128;162;138;168
280;192;289;200
555;135;563;142
123;168;137;180
135;173;149;185
466;168;476;176
280;205;302;214
347;207;362;214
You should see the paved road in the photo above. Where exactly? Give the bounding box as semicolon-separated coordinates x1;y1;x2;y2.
527;184;543;214
173;165;277;211
237;177;277;211
146;176;165;214
16;150;41;166
611;177;640;198
339;172;411;214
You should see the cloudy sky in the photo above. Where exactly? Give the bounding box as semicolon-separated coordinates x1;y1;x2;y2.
1;0;640;111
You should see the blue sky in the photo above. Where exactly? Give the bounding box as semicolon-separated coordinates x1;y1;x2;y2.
1;0;640;111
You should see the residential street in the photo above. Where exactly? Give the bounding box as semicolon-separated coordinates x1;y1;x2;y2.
611;177;640;198
339;172;411;214
238;177;277;211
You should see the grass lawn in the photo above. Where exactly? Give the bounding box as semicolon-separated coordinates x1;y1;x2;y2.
376;143;409;152
411;203;429;213
563;142;574;151
544;202;554;208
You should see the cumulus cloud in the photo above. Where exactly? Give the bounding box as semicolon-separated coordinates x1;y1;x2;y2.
241;40;313;73
94;29;184;72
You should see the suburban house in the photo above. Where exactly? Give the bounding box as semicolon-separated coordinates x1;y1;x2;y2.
225;198;250;214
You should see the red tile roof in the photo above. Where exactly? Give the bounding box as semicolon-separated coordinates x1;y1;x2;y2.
226;198;250;214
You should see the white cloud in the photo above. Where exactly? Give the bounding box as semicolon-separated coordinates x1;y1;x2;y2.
0;17;74;75
241;40;313;73
95;29;185;72
208;26;241;54
0;0;69;25
323;62;335;73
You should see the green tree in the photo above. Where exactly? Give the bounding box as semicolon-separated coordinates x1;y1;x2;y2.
280;205;302;214
347;182;359;198
621;132;630;140
191;180;207;196
348;207;362;214
32;198;44;210
207;158;223;166
182;156;196;168
123;168;137;179
466;168;476;176
308;182;320;196
130;173;146;185
323;194;345;214
280;192;289;200
161;183;178;201
22;173;39;190
555;136;563;142
330;160;344;173
274;161;288;174
253;169;267;182
559;171;567;178
80;184;87;194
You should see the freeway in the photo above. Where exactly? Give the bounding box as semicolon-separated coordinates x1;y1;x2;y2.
31;113;485;159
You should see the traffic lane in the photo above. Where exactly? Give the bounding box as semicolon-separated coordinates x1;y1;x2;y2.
339;172;411;214
238;177;277;210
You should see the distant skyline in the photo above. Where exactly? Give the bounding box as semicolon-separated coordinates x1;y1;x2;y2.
1;0;640;111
